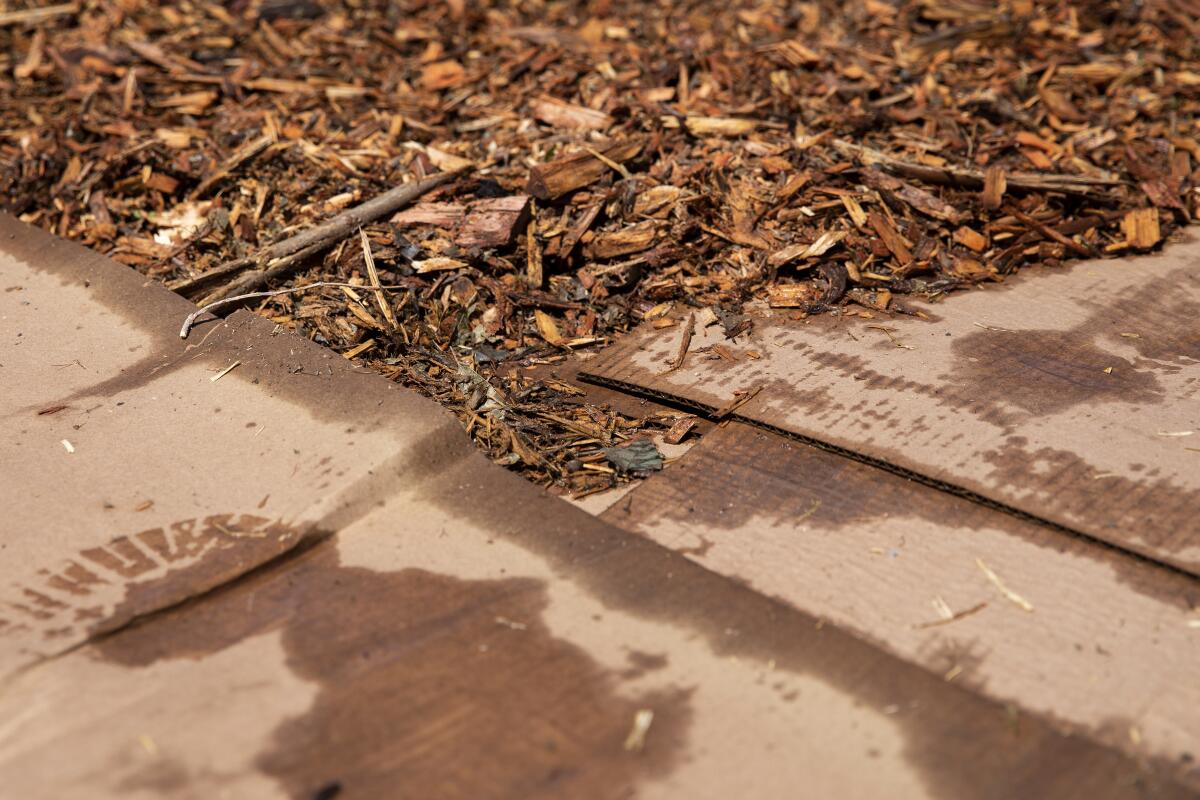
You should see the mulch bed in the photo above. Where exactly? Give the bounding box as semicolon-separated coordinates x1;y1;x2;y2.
2;0;1197;494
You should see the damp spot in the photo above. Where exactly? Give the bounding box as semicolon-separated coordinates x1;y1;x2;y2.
115;756;190;795
981;437;1200;565
95;545;690;799
622;650;669;679
949;328;1164;415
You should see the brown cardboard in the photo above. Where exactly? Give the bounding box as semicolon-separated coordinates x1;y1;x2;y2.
581;236;1200;575
0;214;468;675
0;215;1193;798
603;422;1200;778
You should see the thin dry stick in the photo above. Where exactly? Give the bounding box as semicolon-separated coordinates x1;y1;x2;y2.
190;169;465;304
0;3;75;26
190;133;275;199
582;145;633;180
180;281;410;338
1004;203;1098;258
832;140;1125;195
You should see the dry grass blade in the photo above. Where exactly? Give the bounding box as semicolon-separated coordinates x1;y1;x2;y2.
360;227;397;330
976;558;1034;612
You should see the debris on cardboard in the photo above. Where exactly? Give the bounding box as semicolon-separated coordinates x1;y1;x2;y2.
602;440;665;473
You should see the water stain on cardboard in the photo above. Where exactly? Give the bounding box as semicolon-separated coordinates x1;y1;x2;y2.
95;544;690;800
0;514;308;655
950;327;1164;415
982;437;1200;559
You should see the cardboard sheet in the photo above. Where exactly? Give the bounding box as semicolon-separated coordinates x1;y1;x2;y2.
1;215;1193;798
582;237;1200;575
603;422;1200;779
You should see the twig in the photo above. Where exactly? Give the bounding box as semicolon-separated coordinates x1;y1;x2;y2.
190;133;276;199
1003;204;1098;258
196;169;465;306
360;227;397;330
583;145;633;180
0;3;75;26
180;281;411;338
209;361;241;382
833;140;1125;196
912;601;988;629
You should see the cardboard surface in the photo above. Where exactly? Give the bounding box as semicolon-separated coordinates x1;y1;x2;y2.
4;448;1192;800
602;422;1200;780
0;215;466;677
581;237;1200;575
1;215;1195;798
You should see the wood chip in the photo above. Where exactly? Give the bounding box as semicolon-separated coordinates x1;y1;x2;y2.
664;312;695;373
863;168;964;223
531;95;613;131
534;310;566;346
768;230;847;267
953;226;988;252
1121;208;1161;250
768;283;820;308
868;211;912;264
662;415;698;444
981;166;1007;210
526;139;642;200
684;116;759;137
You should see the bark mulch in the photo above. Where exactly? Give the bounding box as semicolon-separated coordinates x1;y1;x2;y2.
2;0;1197;495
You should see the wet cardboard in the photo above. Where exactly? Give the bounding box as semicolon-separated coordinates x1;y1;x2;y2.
581;235;1200;575
0;214;469;675
602;422;1200;780
0;215;1194;798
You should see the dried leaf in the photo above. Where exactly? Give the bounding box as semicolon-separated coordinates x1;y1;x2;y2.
534;310;566;346
602;440;664;472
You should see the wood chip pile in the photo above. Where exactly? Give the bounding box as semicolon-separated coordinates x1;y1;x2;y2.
3;0;1197;493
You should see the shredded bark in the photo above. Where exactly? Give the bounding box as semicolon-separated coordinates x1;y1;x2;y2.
2;0;1196;492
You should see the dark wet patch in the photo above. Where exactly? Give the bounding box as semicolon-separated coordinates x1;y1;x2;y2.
981;437;1200;564
95;544;689;800
88;515;315;638
115;756;190;795
603;422;979;534
607;423;1200;613
0;514;310;653
949;328;1164;414
942;264;1199;417
403;433;1200;800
